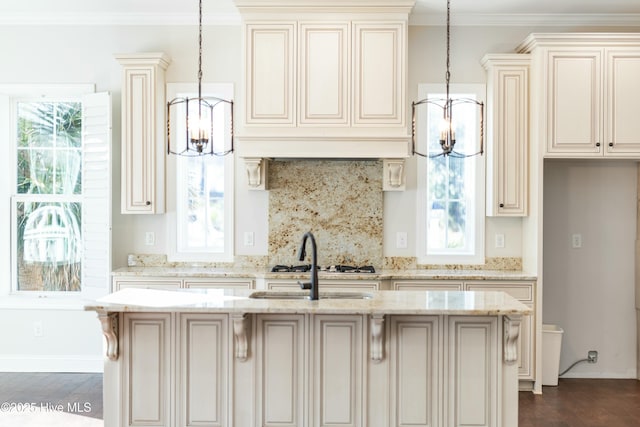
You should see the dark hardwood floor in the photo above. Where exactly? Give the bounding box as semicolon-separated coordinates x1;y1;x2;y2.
519;379;640;427
1;374;639;425
0;372;102;420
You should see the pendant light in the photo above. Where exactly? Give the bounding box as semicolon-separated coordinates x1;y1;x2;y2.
411;0;484;158
167;0;234;156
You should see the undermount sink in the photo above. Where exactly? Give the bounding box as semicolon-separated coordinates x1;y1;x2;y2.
249;291;374;300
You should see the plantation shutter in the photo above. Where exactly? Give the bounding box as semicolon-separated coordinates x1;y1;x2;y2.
81;92;112;298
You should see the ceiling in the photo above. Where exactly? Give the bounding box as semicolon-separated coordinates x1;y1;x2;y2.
0;0;639;26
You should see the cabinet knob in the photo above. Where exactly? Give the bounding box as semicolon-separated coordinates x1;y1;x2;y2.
145;201;151;206
499;203;505;208
609;142;614;147
595;142;601;147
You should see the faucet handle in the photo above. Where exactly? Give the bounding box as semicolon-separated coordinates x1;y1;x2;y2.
298;281;312;290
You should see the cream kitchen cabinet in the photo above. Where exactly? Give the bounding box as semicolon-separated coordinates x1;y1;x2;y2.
518;34;640;158
482;54;530;216
465;281;535;381
183;278;255;289
392;280;463;291
115;53;170;214
112;278;181;291
243;21;405;128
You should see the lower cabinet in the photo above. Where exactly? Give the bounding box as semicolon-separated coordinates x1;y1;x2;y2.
265;279;380;291
116;312;507;427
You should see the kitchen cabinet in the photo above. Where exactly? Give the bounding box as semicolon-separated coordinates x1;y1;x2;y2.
234;0;412;160
183;278;254;289
115;53;170;214
482;54;529;216
244;21;404;128
390;279;536;383
518;34;640;158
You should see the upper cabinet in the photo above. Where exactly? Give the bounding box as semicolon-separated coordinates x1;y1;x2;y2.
518;33;640;158
482;54;530;217
234;0;413;160
115;53;170;214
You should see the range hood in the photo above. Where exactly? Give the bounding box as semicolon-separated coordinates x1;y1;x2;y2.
234;0;415;182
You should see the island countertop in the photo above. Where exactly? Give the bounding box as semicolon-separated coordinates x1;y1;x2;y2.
85;287;532;316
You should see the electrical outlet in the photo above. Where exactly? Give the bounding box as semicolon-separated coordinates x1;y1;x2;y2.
588;350;598;363
33;321;43;337
396;232;408;249
495;233;505;248
145;232;155;246
244;231;255;246
572;233;582;249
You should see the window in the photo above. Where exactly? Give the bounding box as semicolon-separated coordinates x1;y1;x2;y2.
416;84;485;264
0;85;111;298
166;83;234;262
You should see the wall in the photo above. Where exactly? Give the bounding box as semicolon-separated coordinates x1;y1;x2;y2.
0;21;638;373
543;160;637;378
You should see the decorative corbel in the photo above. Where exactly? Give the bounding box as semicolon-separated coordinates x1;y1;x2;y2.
244;158;267;190
503;315;521;364
383;159;406;191
98;312;119;361
370;314;385;362
232;313;250;361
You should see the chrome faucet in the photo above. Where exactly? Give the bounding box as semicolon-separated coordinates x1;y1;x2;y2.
297;231;319;300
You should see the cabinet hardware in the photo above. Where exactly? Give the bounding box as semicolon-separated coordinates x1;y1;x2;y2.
145;201;151;206
499;203;505;208
595;142;601;147
608;142;614;147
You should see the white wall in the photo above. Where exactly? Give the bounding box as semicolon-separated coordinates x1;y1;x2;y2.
544;160;637;378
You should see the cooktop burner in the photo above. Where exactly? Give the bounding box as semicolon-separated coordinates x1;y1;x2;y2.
270;265;376;273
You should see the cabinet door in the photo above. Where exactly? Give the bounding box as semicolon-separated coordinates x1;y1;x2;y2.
546;49;602;156
178;314;228;427
389;316;440;427
299;22;350;125
255;314;306;426
116;54;169;214
122;313;172;427
464;282;534;380
352;22;405;126
605;49;640;156
245;23;296;125
484;57;529;216
311;315;364;427
446;316;498;427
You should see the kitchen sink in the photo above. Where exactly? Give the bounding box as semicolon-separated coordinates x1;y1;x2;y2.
249;291;374;300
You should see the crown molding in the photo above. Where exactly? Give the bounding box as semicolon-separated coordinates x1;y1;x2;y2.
409;13;640;27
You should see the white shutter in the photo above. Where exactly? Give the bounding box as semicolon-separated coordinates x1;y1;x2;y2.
0;94;10;295
82;92;112;298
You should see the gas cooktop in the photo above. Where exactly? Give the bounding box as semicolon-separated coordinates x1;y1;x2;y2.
271;264;376;273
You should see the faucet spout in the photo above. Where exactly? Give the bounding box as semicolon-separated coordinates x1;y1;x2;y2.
297;231;319;300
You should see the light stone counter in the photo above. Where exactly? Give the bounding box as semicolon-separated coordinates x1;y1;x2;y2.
86;287;532;316
111;266;537;281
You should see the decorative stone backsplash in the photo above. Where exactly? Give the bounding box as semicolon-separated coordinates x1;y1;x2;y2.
267;159;383;267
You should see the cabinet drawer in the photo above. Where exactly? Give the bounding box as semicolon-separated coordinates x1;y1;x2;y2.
265;279;380;291
464;282;534;302
113;279;181;291
393;281;463;291
184;279;255;289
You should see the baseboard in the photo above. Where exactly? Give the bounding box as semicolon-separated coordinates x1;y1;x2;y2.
0;355;104;372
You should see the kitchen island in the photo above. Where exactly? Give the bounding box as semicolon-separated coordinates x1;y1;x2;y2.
86;288;531;427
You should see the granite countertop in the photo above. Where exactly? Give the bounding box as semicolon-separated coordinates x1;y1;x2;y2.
111;266;537;281
85;287;532;316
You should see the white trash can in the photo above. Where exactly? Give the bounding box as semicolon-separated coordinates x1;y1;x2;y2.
542;324;564;386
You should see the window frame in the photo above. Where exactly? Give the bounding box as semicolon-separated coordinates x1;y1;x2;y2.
0;84;111;302
165;82;235;263
416;83;486;265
